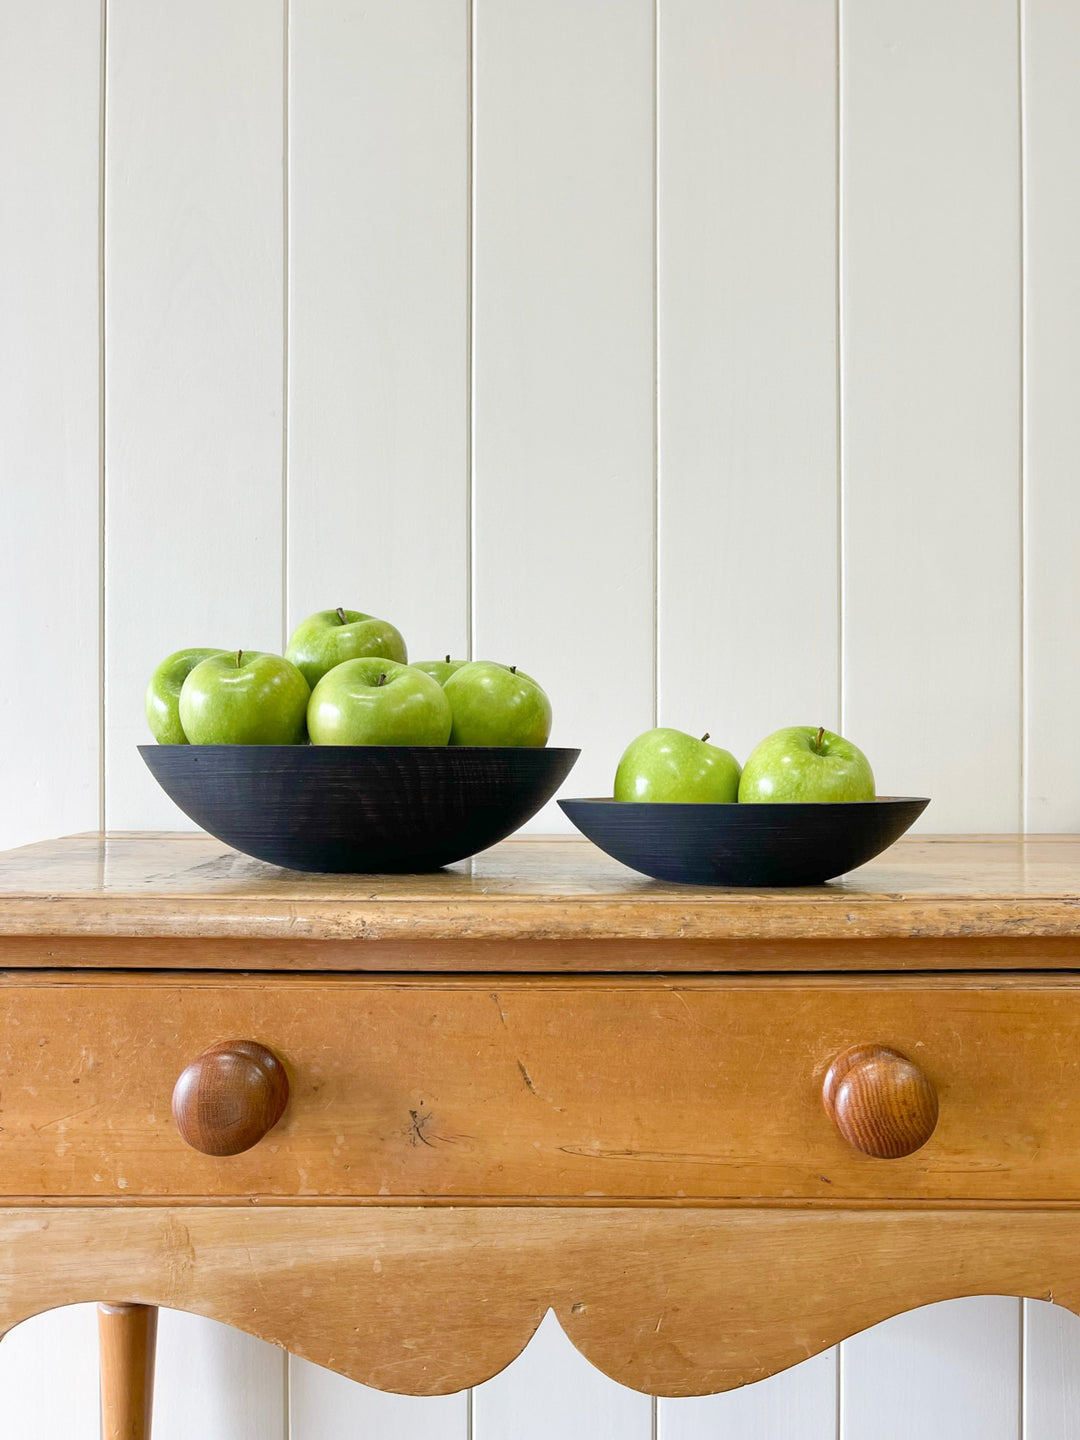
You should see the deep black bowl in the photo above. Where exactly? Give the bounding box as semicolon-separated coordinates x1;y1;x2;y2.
558;796;930;886
140;744;579;872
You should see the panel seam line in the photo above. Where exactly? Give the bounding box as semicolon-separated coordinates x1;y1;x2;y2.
281;0;291;653
651;0;660;731
1019;1294;1027;1440
835;0;845;735
467;0;477;661
837;1335;844;1440
98;0;108;835
282;5;291;1432
1018;0;1028;836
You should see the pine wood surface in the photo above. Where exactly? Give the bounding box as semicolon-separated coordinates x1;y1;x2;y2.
2;1203;1080;1397
0;834;1079;952
98;1304;157;1440
2;832;1080;1404
1;974;1080;1203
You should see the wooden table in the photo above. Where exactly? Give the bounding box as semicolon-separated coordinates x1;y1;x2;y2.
2;831;1080;1437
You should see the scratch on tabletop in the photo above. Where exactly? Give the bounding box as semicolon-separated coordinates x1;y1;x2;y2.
672;990;698;1026
491;993;510;1028
408;1109;435;1147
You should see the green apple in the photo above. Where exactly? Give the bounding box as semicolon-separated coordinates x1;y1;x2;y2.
145;648;226;744
442;662;551;747
178;650;310;745
307;658;452;745
412;656;469;686
738;726;875;803
614;727;741;803
285;607;408;689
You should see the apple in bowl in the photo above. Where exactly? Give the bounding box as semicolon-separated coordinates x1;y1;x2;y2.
443;662;551;747
413;657;468;686
178;650;310;746
285;607;407;689
307;659;452;746
614;727;740;803
738;726;875;804
145;648;227;745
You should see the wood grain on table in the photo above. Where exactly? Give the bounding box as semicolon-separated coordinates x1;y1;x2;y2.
2;973;1080;1204
2;1203;1079;1397
0;835;1077;979
0;835;1077;952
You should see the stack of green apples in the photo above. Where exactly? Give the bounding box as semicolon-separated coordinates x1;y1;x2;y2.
145;608;552;748
614;725;876;804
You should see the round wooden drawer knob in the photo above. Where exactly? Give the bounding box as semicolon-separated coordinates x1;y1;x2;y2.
172;1040;289;1157
823;1043;938;1159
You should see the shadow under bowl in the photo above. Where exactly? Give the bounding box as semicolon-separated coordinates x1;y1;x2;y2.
140;743;579;873
558;796;930;887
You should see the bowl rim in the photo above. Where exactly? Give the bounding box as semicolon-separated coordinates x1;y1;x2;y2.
559;795;930;809
139;743;581;757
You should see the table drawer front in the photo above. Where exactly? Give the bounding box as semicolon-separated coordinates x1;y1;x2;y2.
1;976;1077;1201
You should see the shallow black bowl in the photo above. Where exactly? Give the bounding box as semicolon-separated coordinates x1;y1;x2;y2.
141;744;579;872
558;796;930;886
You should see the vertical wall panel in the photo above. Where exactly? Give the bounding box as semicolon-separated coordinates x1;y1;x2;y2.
288;8;471;1420
290;1356;468;1439
102;2;289;1432
1024;1301;1080;1440
105;0;286;829
154;1312;287;1440
473;1311;651;1440
657;0;839;766
841;0;1022;830
659;1349;837;1440
287;0;469;661
842;1298;1020;1440
472;0;655;825
1022;0;1080;831
658;0;841;1368
0;0;101;851
0;1306;99;1440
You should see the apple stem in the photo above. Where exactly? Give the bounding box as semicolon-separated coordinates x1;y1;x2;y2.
336;607;347;625
445;654;450;664
510;665;517;674
377;672;387;687
815;725;825;753
701;732;710;743
236;648;243;668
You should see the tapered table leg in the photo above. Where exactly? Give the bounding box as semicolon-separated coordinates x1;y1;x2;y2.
98;1303;158;1440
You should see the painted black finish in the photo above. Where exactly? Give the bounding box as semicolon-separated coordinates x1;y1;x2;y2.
558;796;930;886
140;744;579;872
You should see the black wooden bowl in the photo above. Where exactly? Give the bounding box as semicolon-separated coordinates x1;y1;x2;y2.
558;796;930;886
140;744;579;872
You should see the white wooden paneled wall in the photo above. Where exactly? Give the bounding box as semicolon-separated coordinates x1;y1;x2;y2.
2;0;1080;1434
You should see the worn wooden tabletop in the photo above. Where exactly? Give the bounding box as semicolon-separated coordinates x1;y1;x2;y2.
0;832;1078;944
